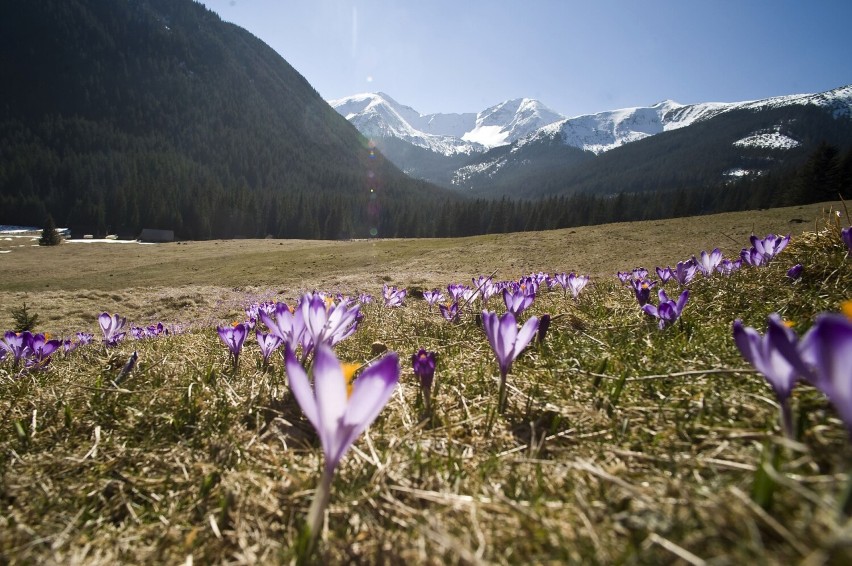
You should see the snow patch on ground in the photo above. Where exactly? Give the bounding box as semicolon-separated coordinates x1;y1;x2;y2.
733;130;801;150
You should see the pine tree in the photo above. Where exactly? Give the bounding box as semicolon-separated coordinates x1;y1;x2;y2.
39;214;61;246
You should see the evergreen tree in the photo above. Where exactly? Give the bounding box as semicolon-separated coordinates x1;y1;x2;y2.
38;214;61;246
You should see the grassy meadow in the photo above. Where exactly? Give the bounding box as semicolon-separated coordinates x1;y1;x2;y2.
1;201;851;564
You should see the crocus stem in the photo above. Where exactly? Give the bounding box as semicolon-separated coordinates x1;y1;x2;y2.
423;388;432;415
302;465;334;558
498;371;508;414
780;400;794;440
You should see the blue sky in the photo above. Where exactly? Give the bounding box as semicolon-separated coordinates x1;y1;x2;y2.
200;0;852;117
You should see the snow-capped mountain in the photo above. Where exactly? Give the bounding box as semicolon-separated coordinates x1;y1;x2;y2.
529;84;852;155
329;92;565;155
330;85;852;196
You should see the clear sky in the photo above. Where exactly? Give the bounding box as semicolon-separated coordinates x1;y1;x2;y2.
199;0;852;117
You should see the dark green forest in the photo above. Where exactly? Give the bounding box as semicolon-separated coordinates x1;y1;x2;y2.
0;0;454;239
1;0;850;240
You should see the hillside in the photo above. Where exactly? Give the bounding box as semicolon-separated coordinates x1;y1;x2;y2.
0;0;453;239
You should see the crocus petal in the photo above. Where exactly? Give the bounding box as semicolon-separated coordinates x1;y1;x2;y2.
312;345;349;449
800;314;852;428
344;352;400;429
514;316;540;358
98;313;112;334
284;345;320;431
642;304;659;318
675;290;689;313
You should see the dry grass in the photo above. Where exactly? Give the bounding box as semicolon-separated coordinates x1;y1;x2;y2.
1;201;851;564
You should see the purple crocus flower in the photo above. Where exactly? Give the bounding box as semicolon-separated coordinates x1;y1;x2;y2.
717;258;742;276
99;313;127;347
786;264;803;281
439;302;460;323
446;283;468;303
476;278;499;304
482;310;539;413
695;248;722;277
672;260;697;286
285;344;399;548
411;348;437;413
358;293;373;304
740;246;765;267
566;273;590;299
301;293;361;355
632;267;648;281
260;301;305;350
631;279;656;307
423;290;445;310
1;331;32;366
841;227;852;254
733;314;806;438
642;289;689;329
616;271;631;285
503;287;535;317
553;272;569;293
751;233;790;262
256;329;283;366
656;266;673;284
800;313;852;433
217;323;248;367
28;333;61;367
382;284;406;307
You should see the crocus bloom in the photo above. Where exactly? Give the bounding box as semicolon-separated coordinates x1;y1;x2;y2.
733;315;806;438
1;331;31;366
423;290;445;309
695;248;722;276
642;289;689;329
616;271;631;284
503;287;535;317
800;313;852;433
553;272;569;294
717;258;742;276
751;233;790;262
217;323;248;367
566;273;590;299
260;301;305;350
631;279;656;306
256;329;283;365
656;266;673;284
439;302;460;323
632;267;648;281
446;283;468;303
672;260;697;286
99;313;127;347
740;246;765;267
482;310;539;413
842;227;852;254
786;264;803;280
358;293;373;304
301;294;361;356
28;332;61;367
285;344;399;548
382;284;406;307
411;349;437;413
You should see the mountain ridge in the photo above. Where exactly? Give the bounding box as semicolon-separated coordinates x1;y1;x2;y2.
331;84;852;196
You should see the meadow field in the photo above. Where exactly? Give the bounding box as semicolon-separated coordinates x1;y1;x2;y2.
1;201;851;564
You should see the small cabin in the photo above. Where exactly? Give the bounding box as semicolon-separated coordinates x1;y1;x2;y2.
138;228;175;243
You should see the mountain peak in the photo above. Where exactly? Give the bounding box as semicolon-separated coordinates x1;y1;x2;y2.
329;93;565;154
